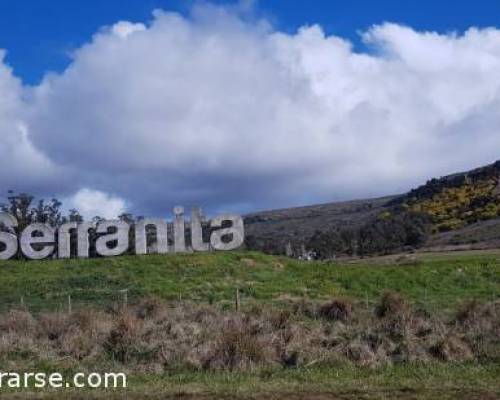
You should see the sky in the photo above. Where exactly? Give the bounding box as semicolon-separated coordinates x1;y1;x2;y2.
0;0;500;219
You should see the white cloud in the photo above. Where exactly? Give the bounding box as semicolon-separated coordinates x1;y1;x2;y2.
1;4;500;215
0;51;61;194
67;188;127;220
110;21;146;38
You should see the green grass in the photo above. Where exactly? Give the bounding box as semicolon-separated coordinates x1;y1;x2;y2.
0;250;498;312
2;363;499;399
129;363;500;399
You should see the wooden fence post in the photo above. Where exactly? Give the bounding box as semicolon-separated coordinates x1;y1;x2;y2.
235;288;240;312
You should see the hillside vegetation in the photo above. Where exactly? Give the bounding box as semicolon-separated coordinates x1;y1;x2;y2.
396;160;500;232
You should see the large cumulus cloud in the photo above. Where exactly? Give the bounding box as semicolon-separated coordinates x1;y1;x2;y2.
1;3;500;217
0;51;63;195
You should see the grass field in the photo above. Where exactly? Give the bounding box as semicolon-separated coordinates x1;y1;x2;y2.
0;250;498;311
0;250;498;399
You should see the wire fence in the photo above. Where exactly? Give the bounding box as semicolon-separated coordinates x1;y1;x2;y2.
0;289;132;314
0;287;498;315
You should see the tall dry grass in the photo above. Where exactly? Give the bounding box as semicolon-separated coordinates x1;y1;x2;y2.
0;293;498;373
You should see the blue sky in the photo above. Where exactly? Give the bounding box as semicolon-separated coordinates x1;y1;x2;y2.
0;1;500;217
2;0;500;85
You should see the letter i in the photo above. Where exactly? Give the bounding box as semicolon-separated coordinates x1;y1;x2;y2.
173;206;186;252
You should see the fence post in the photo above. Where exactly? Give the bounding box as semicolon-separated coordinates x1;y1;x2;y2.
20;296;24;308
67;295;72;314
235;288;240;312
123;289;128;307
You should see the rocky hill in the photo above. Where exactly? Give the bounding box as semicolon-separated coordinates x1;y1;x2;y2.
244;160;500;254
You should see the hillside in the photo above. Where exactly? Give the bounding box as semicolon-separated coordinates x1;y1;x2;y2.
393;160;500;232
244;196;394;254
244;160;500;254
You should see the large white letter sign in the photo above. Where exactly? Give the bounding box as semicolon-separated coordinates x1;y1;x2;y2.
0;206;245;260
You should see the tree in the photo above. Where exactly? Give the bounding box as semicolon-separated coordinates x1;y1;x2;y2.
308;211;431;259
307;229;343;259
68;209;84;223
0;191;71;228
1;191;35;230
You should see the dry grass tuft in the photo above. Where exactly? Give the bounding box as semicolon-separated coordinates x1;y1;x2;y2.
205;318;268;370
375;291;410;319
429;335;474;362
318;298;353;322
0;295;498;372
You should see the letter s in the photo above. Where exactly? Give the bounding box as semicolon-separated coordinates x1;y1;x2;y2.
0;212;18;260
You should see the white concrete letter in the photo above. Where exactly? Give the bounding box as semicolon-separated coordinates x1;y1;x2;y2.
173;206;186;252
20;223;55;260
134;219;168;255
0;212;18;260
210;215;244;251
77;222;96;258
96;220;129;257
58;222;77;259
